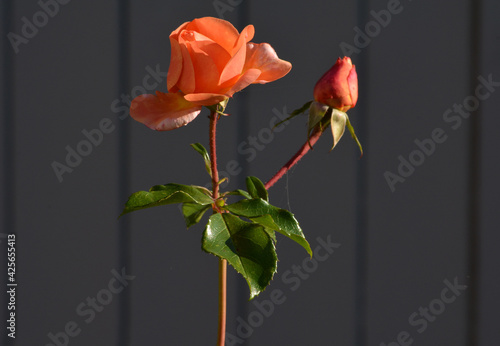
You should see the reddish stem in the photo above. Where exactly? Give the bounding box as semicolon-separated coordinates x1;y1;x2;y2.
210;112;220;200
265;127;325;190
210;111;227;346
217;257;227;346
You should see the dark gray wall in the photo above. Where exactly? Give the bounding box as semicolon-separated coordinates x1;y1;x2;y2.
1;0;498;345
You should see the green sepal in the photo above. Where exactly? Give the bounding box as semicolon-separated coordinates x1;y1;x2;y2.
329;108;347;151
291;100;314;117
190;143;212;177
224;199;312;257
245;176;268;201
182;202;212;228
308;101;329;135
273;100;313;129
346;116;363;157
202;213;277;299
120;184;213;217
206;98;229;116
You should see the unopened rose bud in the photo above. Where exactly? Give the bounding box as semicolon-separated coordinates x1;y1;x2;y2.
313;57;358;112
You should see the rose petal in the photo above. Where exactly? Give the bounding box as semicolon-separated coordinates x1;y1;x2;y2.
168;21;191;91
328;58;352;98
188;50;222;93
170;21;190;38
130;91;201;131
187;17;240;54
167;37;183;91
244;43;292;84
188;31;231;72
347;66;358;107
183;31;231;93
185;69;261;104
226;68;262;97
230;24;254;55
218;25;255;87
184;93;228;106
176;37;196;94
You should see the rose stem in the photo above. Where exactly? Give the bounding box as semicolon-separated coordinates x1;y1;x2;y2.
265;126;325;190
210;110;227;346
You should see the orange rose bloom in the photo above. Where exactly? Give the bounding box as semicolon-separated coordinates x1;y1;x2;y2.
131;17;292;131
313;57;358;112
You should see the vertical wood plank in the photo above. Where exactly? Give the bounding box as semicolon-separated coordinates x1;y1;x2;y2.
1;2;15;345
466;0;481;343
10;1;121;344
478;1;500;345
354;0;371;343
117;1;132;344
0;1;11;234
364;0;470;345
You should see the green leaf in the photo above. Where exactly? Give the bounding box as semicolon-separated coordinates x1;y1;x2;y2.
190;143;212;177
273;100;313;129
182;202;212;228
245;176;268;201
329;109;347;151
346;116;364;157
224;199;312;256
120;183;213;217
248;215;280;242
226;189;252;199
202;213;277;299
262;225;277;242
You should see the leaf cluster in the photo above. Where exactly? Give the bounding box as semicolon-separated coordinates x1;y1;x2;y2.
121;145;311;299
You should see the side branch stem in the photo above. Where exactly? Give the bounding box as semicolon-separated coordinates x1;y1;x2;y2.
265;127;324;190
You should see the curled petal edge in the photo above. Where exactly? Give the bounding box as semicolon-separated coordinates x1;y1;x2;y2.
130;91;202;131
244;43;292;84
184;93;228;106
